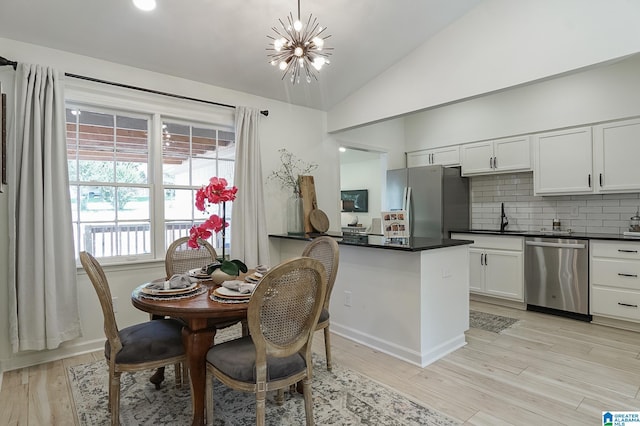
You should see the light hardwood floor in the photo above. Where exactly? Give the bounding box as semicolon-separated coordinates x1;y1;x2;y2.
2;300;640;425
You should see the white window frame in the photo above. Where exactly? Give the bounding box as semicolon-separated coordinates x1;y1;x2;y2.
65;79;235;265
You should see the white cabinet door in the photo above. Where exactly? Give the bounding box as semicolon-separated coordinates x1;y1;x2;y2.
533;126;593;195
406;150;431;167
461;141;494;175
469;248;484;293
431;146;460;166
462;137;530;176
407;146;460;167
484;249;523;300
594;118;640;193
493;136;531;173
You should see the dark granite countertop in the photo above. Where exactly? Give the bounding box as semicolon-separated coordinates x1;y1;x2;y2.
269;233;474;252
450;229;640;242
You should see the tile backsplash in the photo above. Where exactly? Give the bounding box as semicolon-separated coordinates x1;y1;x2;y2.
470;172;640;235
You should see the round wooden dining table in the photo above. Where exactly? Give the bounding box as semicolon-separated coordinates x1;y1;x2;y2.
131;279;249;426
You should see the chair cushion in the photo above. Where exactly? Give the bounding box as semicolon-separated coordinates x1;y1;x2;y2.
318;308;329;323
105;319;185;364
206;336;306;383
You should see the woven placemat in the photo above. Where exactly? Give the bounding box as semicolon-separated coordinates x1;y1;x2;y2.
138;286;208;301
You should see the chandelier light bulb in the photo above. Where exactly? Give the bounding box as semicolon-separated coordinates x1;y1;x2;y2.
298;57;304;66
294;46;304;57
293;20;303;32
132;0;156;11
312;37;324;49
312;57;325;70
274;39;284;51
279;61;287;70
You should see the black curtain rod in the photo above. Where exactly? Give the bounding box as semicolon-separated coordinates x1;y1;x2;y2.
0;55;269;117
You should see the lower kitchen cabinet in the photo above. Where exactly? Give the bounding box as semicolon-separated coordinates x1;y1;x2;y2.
591;240;640;326
452;233;524;302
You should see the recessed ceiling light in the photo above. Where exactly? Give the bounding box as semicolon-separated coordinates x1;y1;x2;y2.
133;0;156;11
339;147;346;152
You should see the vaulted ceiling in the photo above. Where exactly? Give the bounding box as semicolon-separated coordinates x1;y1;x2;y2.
0;0;482;111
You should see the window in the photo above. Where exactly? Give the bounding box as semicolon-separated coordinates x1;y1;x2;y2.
66;97;235;262
161;120;236;250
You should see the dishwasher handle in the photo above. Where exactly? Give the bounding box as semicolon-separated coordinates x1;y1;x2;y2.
525;241;586;249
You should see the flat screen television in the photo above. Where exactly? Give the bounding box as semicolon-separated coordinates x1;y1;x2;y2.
341;189;368;212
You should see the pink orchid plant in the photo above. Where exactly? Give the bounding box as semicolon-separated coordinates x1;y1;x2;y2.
188;177;247;276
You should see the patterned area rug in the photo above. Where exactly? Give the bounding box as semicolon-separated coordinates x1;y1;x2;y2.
68;340;459;425
469;310;520;333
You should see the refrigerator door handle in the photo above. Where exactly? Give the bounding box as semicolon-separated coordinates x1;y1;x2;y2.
404;187;412;212
402;187;408;211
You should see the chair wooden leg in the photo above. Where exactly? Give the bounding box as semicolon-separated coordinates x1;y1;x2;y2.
149;367;165;389
174;363;182;388
205;370;214;425
241;319;249;337
110;370;122;426
323;326;332;371
256;390;266;426
275;388;285;405
302;377;314;426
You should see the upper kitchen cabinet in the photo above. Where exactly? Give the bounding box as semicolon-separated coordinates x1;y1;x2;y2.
593;117;640;193
407;146;460;167
461;136;531;176
533;126;593;195
534;118;640;196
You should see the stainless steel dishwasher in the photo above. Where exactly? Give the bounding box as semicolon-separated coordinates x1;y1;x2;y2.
525;237;590;320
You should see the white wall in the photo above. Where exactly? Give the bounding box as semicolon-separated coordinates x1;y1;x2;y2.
0;38;334;371
328;0;640;132
404;53;640;150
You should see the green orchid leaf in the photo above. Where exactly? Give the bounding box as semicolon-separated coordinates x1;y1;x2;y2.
231;259;248;273
219;261;240;276
205;262;222;275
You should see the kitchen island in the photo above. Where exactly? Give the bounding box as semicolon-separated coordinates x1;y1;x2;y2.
269;233;473;367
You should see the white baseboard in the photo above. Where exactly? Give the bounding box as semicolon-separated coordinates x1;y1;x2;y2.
0;338;104;373
331;322;466;368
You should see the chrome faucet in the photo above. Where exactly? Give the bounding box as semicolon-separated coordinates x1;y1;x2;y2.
500;202;509;232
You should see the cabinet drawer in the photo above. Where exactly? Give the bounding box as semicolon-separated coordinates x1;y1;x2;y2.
591;240;640;260
592;259;640;290
451;234;523;251
592;286;640;322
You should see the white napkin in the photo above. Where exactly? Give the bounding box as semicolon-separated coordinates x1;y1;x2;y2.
222;280;256;294
148;274;198;290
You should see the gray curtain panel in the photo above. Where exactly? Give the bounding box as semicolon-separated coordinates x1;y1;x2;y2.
231;106;270;268
8;63;81;352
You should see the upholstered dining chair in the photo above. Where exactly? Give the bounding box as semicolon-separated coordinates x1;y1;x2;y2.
148;236;218;387
205;257;327;426
80;251;186;426
302;236;340;371
165;236;217;277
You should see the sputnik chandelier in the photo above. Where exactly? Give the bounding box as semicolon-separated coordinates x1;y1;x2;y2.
267;0;332;84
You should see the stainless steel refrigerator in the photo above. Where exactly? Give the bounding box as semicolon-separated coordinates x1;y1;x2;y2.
386;165;469;238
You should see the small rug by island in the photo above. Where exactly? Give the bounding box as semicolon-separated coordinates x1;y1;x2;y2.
68;355;459;426
469;310;520;333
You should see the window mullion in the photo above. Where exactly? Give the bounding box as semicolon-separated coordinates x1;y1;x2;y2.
151;113;165;260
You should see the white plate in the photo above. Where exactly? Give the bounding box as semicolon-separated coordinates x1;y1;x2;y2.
213;286;252;299
188;268;211;279
141;281;199;295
